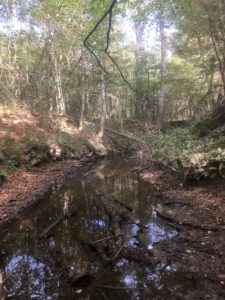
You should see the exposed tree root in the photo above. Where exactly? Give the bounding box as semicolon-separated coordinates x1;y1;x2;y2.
155;210;218;232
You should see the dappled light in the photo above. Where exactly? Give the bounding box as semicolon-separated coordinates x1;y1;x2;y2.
1;0;225;299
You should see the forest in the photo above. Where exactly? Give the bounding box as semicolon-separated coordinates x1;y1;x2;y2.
0;0;225;299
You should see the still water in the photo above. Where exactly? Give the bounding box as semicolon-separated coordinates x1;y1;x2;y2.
0;158;195;299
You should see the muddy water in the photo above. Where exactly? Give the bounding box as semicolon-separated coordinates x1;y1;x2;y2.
0;158;195;299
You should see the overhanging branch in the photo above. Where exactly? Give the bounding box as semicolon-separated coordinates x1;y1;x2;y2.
83;0;135;92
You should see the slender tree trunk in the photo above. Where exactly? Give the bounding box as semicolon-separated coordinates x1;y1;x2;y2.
51;48;66;115
134;21;145;119
158;11;167;132
86;90;91;118
203;4;225;95
98;75;107;138
79;74;86;131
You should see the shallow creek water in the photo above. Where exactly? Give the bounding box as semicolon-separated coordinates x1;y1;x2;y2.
0;158;195;299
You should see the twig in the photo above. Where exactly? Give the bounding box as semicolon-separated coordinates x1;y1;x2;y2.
98;285;144;291
101;292;109;300
109;244;124;261
92;234;123;245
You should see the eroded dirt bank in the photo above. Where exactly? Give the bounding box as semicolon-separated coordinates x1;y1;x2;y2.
0;158;96;227
138;164;225;299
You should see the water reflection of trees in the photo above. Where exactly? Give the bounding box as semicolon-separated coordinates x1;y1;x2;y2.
0;158;187;299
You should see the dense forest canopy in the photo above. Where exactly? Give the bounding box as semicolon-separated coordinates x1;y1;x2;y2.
0;0;225;130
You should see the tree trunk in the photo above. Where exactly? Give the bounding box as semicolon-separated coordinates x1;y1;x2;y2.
98;75;107;138
79;74;86;131
203;4;225;95
134;21;146;119
51;48;66;115
158;11;167;132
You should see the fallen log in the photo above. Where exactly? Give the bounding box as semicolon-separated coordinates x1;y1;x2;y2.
121;247;155;266
156;210;218;232
39;210;77;239
98;285;144;291
130;166;150;174
69;273;95;290
103;127;144;144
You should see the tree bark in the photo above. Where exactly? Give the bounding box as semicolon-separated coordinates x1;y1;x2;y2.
98;75;107;138
51;48;66;115
203;3;225;95
79;74;86;131
158;11;167;132
134;20;146;119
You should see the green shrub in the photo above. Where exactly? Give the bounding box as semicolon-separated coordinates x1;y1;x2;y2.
150;127;196;165
53;137;73;157
192;103;225;137
2;137;22;163
6;159;20;170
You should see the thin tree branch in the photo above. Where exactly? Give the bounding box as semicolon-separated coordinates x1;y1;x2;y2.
106;51;135;92
67;52;84;77
83;0;135;92
83;0;117;75
105;9;113;53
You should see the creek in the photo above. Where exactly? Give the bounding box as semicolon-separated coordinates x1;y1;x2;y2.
0;157;195;299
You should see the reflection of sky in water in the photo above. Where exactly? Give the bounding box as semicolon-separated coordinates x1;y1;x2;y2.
147;211;177;249
4;255;56;299
130;223;139;236
0;158;191;299
83;219;107;231
127;237;140;247
94;219;106;228
122;274;137;288
145;263;178;290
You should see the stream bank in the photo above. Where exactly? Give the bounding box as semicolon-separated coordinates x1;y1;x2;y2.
0;109;225;299
137;163;225;299
0;157;100;228
0;156;224;299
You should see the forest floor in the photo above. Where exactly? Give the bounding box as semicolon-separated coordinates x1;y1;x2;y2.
0;146;224;298
0;105;225;298
137;163;225;299
0;159;97;228
0;104;139;226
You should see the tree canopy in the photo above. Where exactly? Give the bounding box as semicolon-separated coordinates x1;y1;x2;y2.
0;0;224;130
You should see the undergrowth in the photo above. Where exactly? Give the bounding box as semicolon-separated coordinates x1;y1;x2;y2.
148;125;225;180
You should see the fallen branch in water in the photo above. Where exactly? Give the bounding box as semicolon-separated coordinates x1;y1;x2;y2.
130;166;151;174
97;285;144;290
39;210;76;239
92;233;123;245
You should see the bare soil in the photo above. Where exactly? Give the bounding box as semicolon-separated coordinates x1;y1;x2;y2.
0;158;94;228
139;164;225;299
